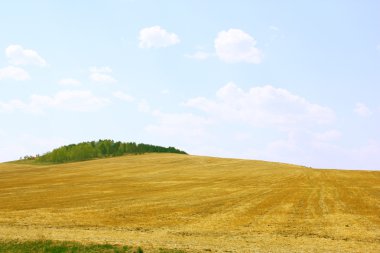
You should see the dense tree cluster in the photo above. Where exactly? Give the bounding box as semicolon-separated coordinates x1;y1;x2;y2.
34;140;187;163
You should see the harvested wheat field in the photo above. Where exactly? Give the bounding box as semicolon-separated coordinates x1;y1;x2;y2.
0;153;379;252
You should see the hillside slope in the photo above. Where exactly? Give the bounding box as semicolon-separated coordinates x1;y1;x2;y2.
0;154;379;252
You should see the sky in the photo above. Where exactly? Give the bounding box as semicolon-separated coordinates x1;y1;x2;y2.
1;0;380;170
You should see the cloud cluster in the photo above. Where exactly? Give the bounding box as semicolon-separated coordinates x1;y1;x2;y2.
0;90;109;113
1;29;377;170
146;83;336;136
139;26;180;48
144;83;344;168
214;29;262;64
185;82;335;128
0;45;47;81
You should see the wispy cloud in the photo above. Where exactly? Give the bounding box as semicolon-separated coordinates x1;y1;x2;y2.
5;45;47;67
313;129;342;143
0;90;109;113
89;66;117;83
0;66;30;81
113;91;135;102
354;102;372;117
184;82;335;128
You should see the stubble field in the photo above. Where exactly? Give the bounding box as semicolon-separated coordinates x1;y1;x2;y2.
0;154;379;252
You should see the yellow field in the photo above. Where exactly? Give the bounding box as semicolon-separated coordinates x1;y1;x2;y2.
0;154;379;252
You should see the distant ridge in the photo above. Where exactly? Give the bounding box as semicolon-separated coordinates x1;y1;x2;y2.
23;140;187;163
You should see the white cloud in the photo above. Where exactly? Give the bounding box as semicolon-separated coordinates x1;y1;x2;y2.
139;83;380;170
138;26;180;48
0;66;30;81
0;90;109;113
185;51;210;60
185;82;335;129
144;83;334;164
89;66;116;83
354;102;372;117
5;44;47;66
59;78;81;86
214;29;262;64
113;91;135;102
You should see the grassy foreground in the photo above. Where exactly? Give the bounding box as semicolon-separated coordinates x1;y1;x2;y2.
0;154;379;252
0;240;132;253
0;240;184;253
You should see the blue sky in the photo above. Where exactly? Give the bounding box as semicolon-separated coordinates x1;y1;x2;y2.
1;0;379;170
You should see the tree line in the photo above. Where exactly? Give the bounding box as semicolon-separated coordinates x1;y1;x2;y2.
27;140;187;163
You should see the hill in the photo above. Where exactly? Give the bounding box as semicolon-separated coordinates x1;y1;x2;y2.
22;139;187;163
0;154;379;252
